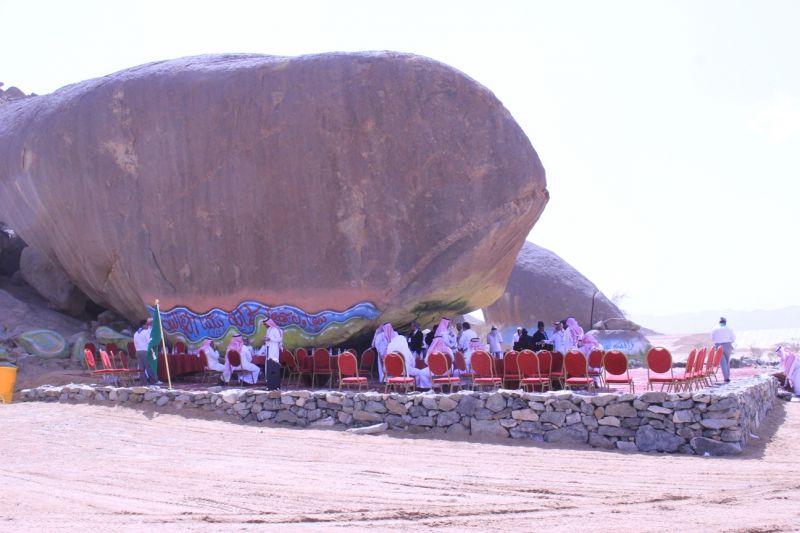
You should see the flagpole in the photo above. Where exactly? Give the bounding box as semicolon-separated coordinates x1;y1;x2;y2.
155;299;173;390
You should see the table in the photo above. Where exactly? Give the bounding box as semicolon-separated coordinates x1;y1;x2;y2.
157;353;204;381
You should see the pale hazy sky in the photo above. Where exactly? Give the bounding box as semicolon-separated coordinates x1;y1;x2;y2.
2;0;798;321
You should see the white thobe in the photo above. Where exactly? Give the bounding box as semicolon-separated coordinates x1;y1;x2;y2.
203;348;226;372
262;327;283;362
373;331;390;382
387;335;430;388
223;346;261;384
459;329;479;371
551;330;570;354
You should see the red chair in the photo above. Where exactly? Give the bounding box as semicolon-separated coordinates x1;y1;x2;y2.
692;347;708;389
563;350;595;391
338;351;368;391
98;350;131;384
646;347;677;391
279;349;299;384
226;350;258;385
84;349;119;380
294;348;313;385
538;350;552;379
199;349;223;384
502;351;521;389
106;343;119;355
173;341;187;354
550;351;565;389
384;352;415;393
704;345;716;383
312;348;334;388
127;341;136;358
603;350;634;393
671;349;697;392
428;352;461;393
116;349;145;382
454;350;473;385
587;349;605;387
359;348;376;379
709;345;723;383
518;351;550;392
471;351;501;391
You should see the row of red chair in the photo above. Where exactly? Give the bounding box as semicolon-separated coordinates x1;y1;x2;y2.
647;346;723;392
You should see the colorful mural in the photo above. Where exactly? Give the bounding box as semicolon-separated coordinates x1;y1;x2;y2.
148;301;380;347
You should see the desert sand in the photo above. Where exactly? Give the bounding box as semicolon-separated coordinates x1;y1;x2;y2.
2;400;799;532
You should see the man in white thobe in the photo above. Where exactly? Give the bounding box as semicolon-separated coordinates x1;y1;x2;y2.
551;321;570;355
387;333;431;389
458;322;479;371
199;339;225;372
372;323;393;382
223;335;260;384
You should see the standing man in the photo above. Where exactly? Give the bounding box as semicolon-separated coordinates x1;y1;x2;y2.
261;318;283;390
531;321;549;350
459;322;479;371
134;318;156;385
487;326;504;357
711;317;736;383
551;321;570;355
408;321;424;358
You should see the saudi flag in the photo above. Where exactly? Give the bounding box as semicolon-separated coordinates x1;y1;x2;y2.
146;306;162;378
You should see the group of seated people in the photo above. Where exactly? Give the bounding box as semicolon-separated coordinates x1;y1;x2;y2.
510;318;601;358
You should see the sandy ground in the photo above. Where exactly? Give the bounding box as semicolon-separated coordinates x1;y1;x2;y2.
2;401;800;532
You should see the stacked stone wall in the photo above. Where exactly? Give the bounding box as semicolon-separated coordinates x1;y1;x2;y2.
19;375;778;455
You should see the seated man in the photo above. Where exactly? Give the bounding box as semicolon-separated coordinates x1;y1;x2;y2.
386;332;431;389
223;334;261;384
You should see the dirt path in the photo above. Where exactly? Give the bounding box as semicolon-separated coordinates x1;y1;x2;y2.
2;401;799;531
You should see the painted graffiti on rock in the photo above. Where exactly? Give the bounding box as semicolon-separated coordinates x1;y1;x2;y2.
148;301;380;343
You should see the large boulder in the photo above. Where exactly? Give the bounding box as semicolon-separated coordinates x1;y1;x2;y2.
14;329;69;359
483;241;622;331
19;246;90;317
0;53;547;348
0;280;87;339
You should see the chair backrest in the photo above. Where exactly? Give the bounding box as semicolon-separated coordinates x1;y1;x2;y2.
84;342;97;357
503;351;520;378
693;347;707;377
537;350;552;376
705;346;716;373
454;351;467;372
384;352;406;378
471;351;494;378
84;349;98;371
99;350;114;370
118;349;131;368
588;349;604;369
360;348;376;371
174;341;186;354
603;350;629;376
550;351;564;374
427;352;451;377
227;350;242;367
564;350;588;378
345;348;357;355
647;347;673;374
280;349;297;370
679;349;696;379
127;341;136;356
106;343;119;355
713;345;723;368
313;348;330;370
338;352;359;377
198;349;209;369
517;350;540;379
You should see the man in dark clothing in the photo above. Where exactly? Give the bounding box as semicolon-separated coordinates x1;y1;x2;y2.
514;328;533;351
531;321;550;350
408;321;424;357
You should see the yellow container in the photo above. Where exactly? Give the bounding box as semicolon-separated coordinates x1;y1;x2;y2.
0;365;17;404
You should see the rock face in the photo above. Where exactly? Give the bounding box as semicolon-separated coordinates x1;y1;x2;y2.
483;241;622;331
19;247;89;317
0;53;547;348
586;329;652;358
0;280;87;339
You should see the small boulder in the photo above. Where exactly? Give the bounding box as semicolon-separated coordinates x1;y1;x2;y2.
14;329;69;358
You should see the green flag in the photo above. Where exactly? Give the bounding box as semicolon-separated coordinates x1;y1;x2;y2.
146;306;162;378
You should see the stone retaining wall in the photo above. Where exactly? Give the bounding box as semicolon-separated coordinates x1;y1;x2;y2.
19;375;778;456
